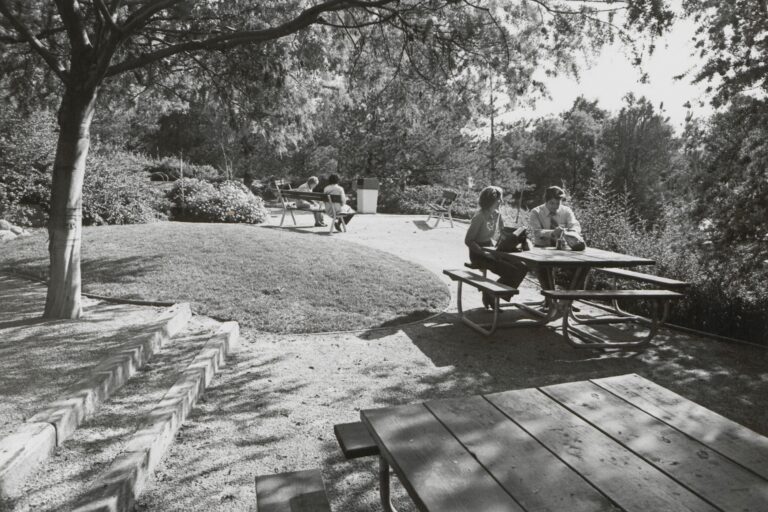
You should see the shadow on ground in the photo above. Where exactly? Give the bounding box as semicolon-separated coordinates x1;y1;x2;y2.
134;306;768;511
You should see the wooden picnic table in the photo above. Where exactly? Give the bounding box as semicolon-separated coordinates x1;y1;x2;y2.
361;373;768;512
490;246;655;290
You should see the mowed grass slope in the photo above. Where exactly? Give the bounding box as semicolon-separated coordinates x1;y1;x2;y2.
1;223;449;333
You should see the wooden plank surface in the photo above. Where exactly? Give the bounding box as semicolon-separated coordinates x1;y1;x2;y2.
425;395;619;512
361;403;523;512
486;388;719;512
543;380;768;512
541;289;682;299
594;374;768;480
494;247;654;268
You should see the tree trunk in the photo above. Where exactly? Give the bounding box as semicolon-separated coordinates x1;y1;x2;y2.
43;86;98;319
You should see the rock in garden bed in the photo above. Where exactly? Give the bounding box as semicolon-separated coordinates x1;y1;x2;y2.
0;219;31;241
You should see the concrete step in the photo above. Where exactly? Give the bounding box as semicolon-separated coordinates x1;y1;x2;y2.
68;320;239;512
0;303;191;504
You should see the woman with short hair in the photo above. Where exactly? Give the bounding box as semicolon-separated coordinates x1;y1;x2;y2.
465;186;527;309
323;174;356;232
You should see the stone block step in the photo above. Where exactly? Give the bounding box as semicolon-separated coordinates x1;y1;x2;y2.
0;303;191;502
71;321;239;512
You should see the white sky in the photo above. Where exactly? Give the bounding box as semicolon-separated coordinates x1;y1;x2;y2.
507;5;714;132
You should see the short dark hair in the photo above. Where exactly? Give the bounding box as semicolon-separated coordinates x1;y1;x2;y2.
544;186;566;202
327;174;340;185
478;186;503;210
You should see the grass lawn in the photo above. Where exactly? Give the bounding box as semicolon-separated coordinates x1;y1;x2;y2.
1;222;449;333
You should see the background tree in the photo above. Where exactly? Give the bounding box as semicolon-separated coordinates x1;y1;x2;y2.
598;94;678;222
0;0;672;319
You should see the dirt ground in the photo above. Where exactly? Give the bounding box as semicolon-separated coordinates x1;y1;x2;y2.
136;213;767;512
2;213;766;511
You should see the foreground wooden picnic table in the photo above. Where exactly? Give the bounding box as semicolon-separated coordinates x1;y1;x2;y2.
361;373;768;512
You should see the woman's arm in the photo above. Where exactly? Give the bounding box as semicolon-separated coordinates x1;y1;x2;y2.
465;214;488;255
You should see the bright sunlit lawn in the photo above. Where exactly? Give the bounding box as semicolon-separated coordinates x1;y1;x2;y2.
1;222;449;333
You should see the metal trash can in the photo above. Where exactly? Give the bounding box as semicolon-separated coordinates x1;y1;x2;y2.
356;178;379;214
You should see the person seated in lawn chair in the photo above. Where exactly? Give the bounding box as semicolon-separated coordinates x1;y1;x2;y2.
324;173;356;232
296;176;326;227
529;185;585;288
465;186;528;310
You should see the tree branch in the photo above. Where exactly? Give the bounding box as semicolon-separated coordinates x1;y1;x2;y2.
54;0;92;53
94;0;122;34
0;0;67;80
106;0;398;77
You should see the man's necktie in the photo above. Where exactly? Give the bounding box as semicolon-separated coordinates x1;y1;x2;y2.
549;211;559;229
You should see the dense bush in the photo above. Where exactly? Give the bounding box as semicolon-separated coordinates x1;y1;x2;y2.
83;148;171;225
168;178;269;223
575;170;768;345
377;184;476;219
0;110;57;226
146;157;221;182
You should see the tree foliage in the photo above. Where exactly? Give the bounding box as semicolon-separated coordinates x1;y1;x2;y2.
683;0;768;106
598;94;678;221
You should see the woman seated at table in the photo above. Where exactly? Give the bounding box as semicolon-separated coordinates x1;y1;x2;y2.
465;186;528;309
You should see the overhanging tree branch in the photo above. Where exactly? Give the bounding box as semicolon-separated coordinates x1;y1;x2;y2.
0;0;67;80
105;0;398;77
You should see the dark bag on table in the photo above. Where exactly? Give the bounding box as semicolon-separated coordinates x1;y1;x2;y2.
496;226;530;253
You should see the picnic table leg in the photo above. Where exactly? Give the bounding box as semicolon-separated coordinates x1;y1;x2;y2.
560;298;664;349
379;456;400;512
455;281;500;336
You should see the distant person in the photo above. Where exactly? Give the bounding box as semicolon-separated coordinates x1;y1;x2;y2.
529;186;581;247
465;186;527;309
297;176;325;227
323;174;356;232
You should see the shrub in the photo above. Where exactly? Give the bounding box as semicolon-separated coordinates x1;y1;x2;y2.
83;148;171;225
0;110;56;226
146;157;221;182
168;178;269;224
575;170;768;345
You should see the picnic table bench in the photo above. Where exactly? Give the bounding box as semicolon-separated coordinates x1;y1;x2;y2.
542;288;684;349
277;189;353;234
359;373;768;512
255;468;330;512
442;269;522;336
592;267;690;321
333;421;379;459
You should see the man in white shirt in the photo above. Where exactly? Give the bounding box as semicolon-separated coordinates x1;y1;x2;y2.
528;186;582;290
529;186;581;247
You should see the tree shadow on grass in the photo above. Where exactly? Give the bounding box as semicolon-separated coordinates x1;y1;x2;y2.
79;255;170;294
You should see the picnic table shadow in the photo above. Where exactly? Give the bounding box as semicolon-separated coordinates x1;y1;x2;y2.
354;306;768;436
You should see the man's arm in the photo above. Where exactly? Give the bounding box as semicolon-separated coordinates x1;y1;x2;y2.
564;207;581;233
529;208;553;246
